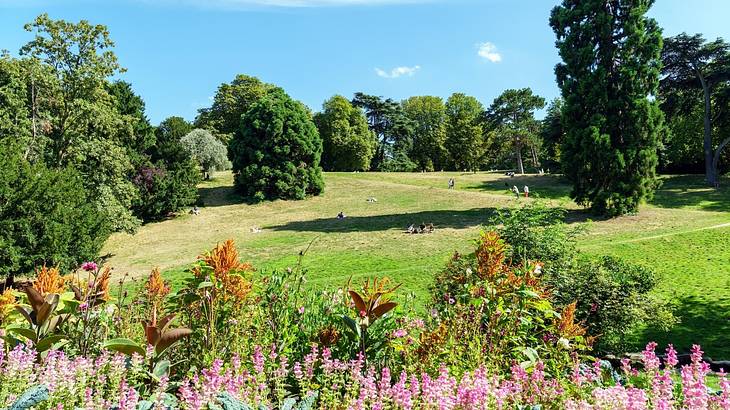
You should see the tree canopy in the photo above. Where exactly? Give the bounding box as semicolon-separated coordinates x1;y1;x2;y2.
551;0;664;216
230;88;324;202
181;128;231;179
445;93;484;172
314;95;377;172
402;96;448;171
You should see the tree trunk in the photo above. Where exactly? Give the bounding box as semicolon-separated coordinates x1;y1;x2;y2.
712;136;730;187
699;75;714;185
515;139;525;174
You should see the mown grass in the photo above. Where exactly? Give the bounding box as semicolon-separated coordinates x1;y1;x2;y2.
102;171;730;357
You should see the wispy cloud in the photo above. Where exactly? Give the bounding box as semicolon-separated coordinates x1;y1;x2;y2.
477;42;502;63
375;65;421;78
138;0;431;8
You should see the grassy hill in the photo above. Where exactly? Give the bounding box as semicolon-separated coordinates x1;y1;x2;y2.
102;171;730;356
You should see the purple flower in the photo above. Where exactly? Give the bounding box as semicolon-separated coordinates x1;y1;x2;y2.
392;329;407;338
81;261;98;272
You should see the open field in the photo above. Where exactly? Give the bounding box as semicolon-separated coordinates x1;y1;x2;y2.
102;171;730;356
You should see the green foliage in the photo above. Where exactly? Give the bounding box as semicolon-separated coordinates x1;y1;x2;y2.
181;128;231;179
0;55;32;151
351;92;414;171
489;202;674;354
231;88;324;201
485;88;546;174
196;74;274;144
314;95;376;171
551;256;675;353
0;144;108;280
402;96;448;171
444;93;484;172
131;163;200;221
551;0;664;216
539;98;564;168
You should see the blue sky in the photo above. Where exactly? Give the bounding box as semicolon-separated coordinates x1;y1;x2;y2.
1;0;729;124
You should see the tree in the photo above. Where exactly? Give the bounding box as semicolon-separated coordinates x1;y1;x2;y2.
351;92;414;171
195;74;274;144
230;88;324;201
20;14;140;231
181;129;230;179
661;33;730;185
402;96;448;171
550;0;664;216
156;116;193;148
314;95;376;171
444;93;484;172
540;98;564;168
0;143;109;284
485;88;546;174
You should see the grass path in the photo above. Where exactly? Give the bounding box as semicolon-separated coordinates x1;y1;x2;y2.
102;171;730;356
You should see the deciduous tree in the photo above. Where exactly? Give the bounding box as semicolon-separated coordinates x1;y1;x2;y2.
402;96;448;171
445;93;484;172
314;95;376;171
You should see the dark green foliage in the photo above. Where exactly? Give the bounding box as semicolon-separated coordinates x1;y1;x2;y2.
402;96;448;171
551;0;664;216
314;95;376;171
490;202;674;354
485;88;545;174
351;92;414;171
444;93;484;172
539;98;564;168
661;33;730;183
0;54;32;150
196;74;274;144
0;144;108;281
551;256;673;353
230;88;324;202
131;163;200;221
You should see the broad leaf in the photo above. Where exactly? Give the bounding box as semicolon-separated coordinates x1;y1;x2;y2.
103;338;145;356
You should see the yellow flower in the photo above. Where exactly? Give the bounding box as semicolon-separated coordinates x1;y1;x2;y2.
0;289;16;324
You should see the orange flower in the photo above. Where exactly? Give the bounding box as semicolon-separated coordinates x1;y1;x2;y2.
33;265;66;296
146;268;170;303
200;240;253;277
556;301;587;338
0;289;16;324
95;266;112;301
475;231;507;281
220;274;252;305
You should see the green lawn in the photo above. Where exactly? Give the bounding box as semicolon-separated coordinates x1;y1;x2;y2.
102;171;730;357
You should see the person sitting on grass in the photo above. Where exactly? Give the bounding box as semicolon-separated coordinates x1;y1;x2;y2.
337;211;346;219
190;206;201;215
406;224;415;234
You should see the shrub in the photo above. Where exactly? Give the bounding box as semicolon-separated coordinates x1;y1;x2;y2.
490;202;675;354
230;88;324;201
131;162;200;221
0;144;109;283
180;128;230;179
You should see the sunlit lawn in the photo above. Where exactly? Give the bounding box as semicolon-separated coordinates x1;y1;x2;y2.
102;171;730;356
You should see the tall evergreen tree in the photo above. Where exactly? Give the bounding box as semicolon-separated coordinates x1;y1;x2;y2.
230;88;324;202
445;93;484;172
550;0;664;216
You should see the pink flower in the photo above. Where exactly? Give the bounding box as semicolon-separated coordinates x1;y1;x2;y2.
392;329;407;338
81;261;98;271
298;306;305;314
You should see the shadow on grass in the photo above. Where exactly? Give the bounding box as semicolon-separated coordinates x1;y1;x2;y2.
633;295;730;359
267;208;497;233
198;185;242;207
266;207;597;233
650;174;730;212
464;174;572;200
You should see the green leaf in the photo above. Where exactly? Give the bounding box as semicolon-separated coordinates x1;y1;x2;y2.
36;334;66;352
102;338;145;356
197;281;213;289
152;359;171;380
6;325;37;341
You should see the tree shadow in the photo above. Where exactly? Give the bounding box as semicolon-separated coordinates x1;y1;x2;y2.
633;295;730;359
267;208;499;233
464;174;572;200
650;174;730;212
197;185;242;207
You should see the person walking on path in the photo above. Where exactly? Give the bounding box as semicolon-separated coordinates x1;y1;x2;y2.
512;185;520;198
523;185;529;198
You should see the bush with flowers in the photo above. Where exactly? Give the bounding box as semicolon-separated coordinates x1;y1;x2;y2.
0;223;719;409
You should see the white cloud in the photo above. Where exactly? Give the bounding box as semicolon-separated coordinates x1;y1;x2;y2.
477;42;502;63
375;65;421;78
